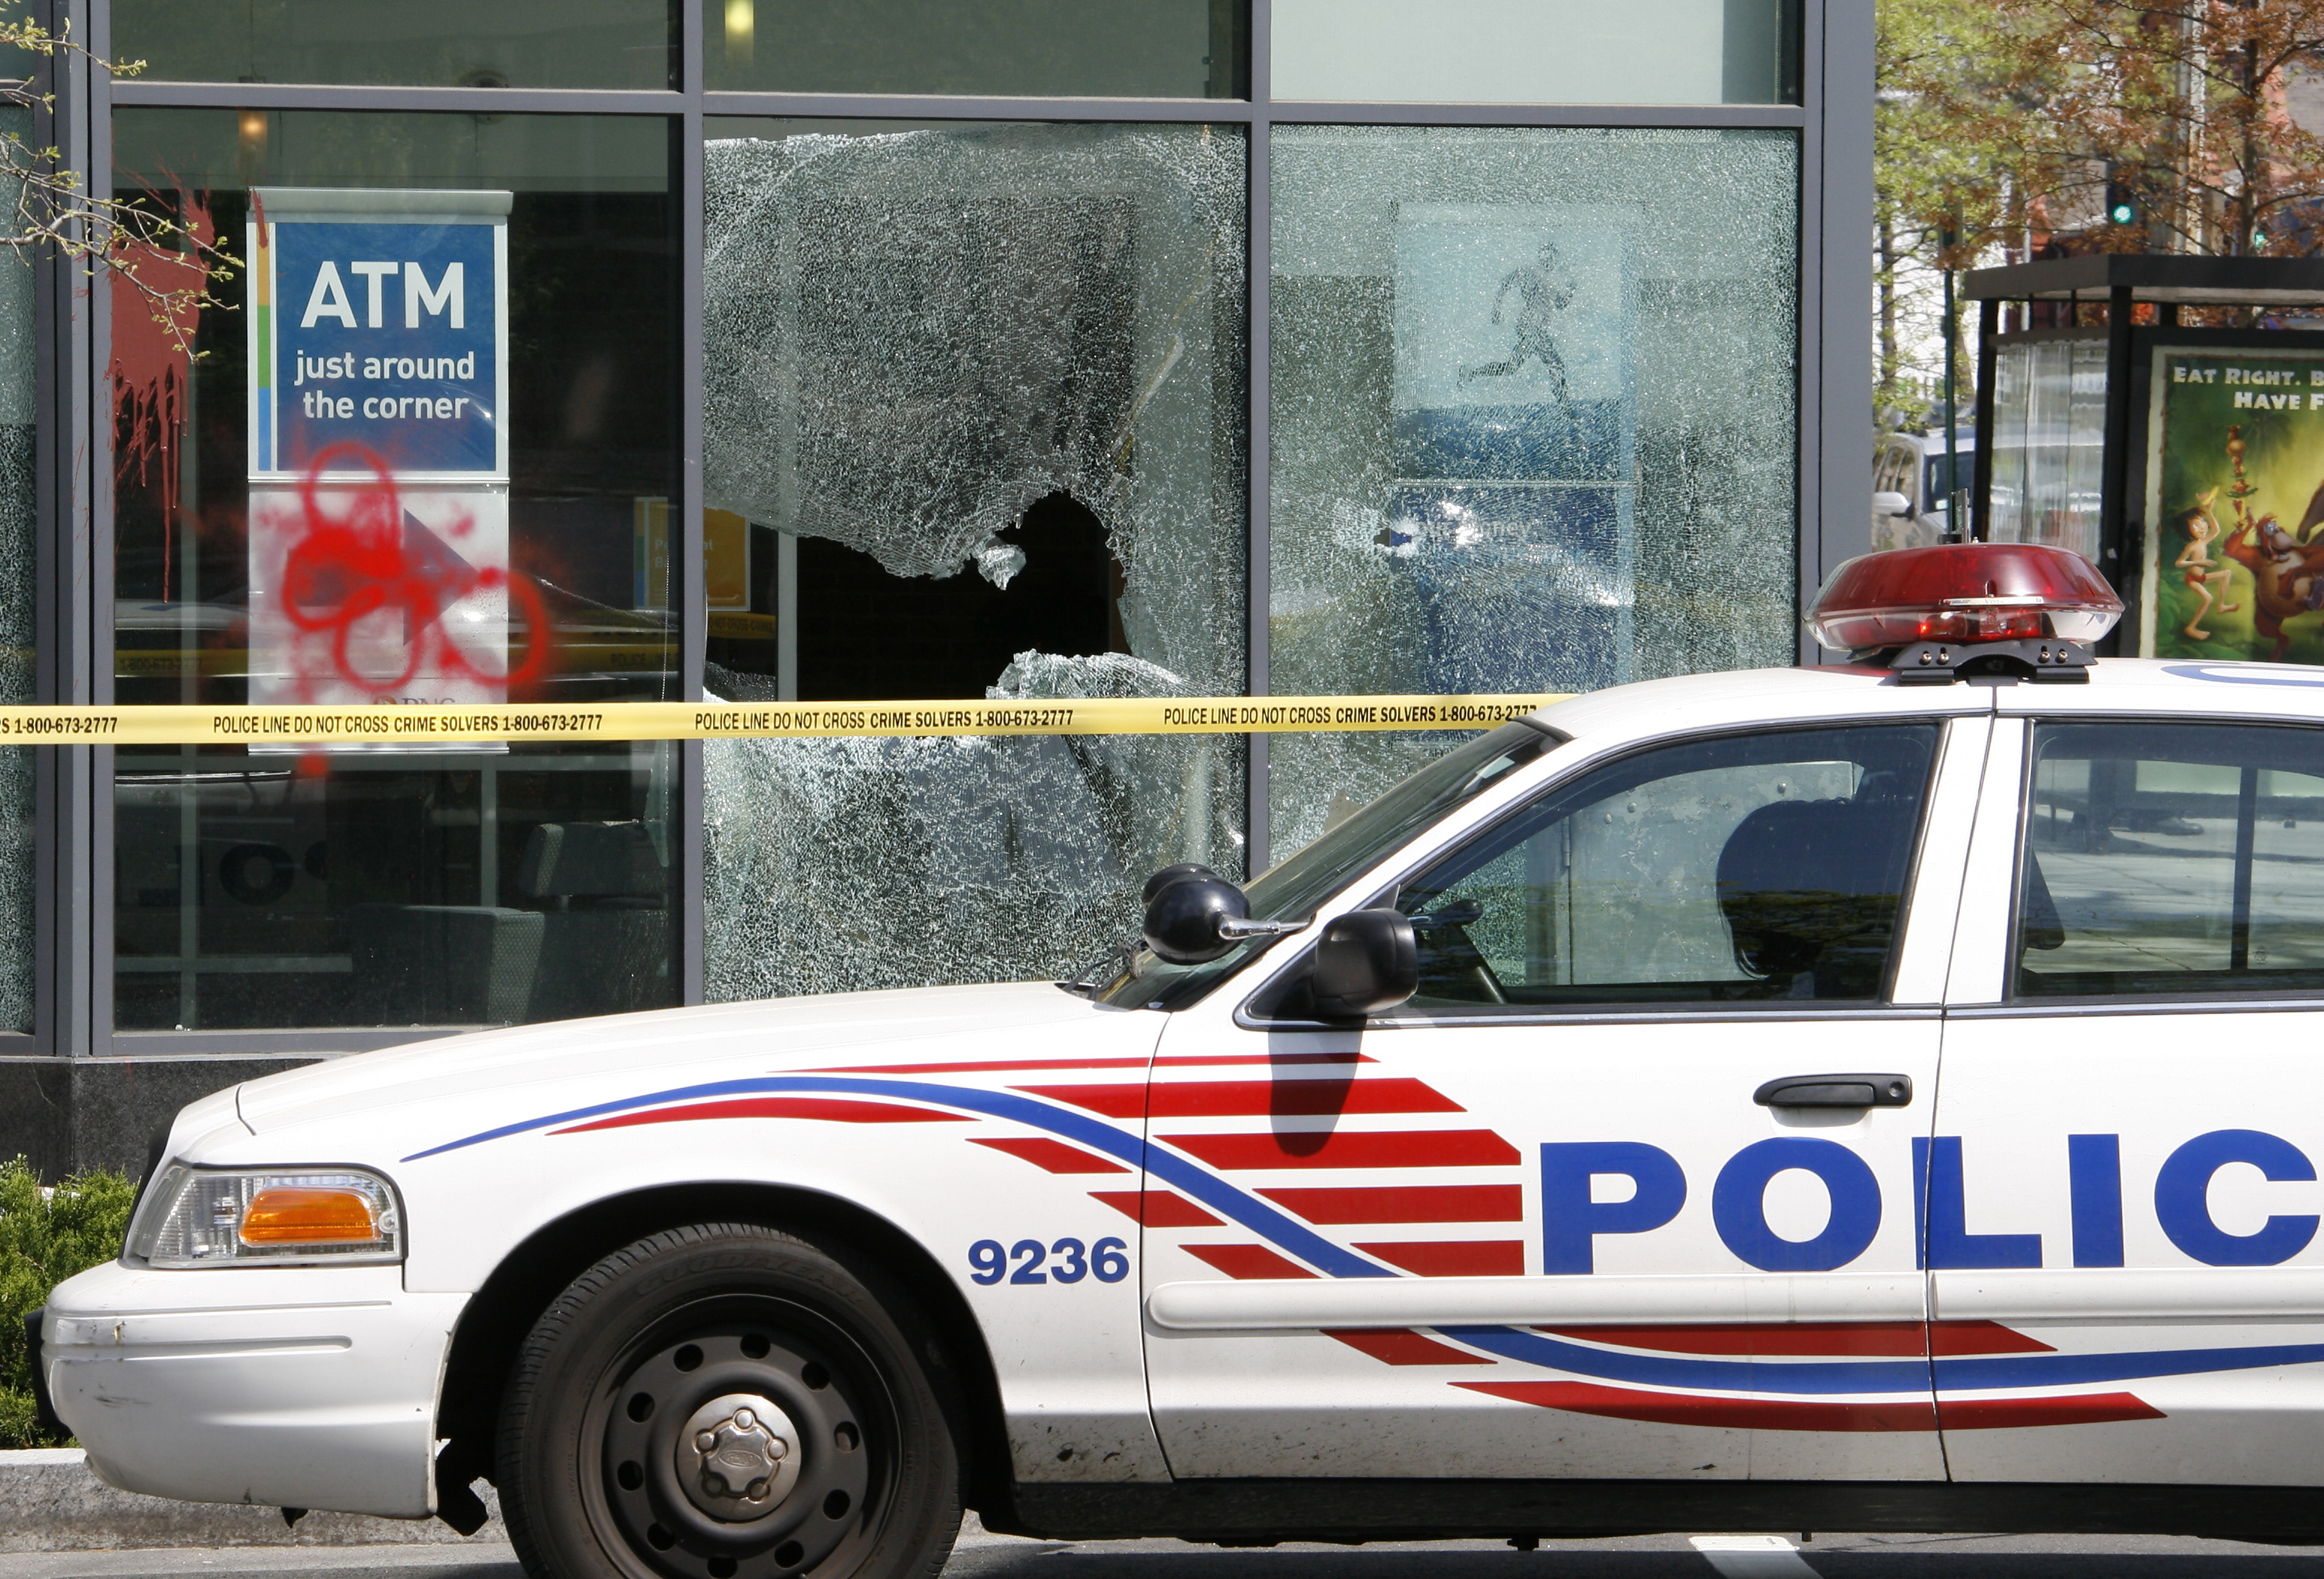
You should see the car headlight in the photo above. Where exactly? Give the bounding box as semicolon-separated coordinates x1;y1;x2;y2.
126;1165;404;1268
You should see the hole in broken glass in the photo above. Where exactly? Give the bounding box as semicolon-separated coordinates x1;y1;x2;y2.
790;491;1127;702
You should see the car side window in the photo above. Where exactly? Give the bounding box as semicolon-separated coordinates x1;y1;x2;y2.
1389;724;1940;1010
2016;722;2324;998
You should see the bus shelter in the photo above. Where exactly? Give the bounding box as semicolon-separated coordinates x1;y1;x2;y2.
1965;254;2324;663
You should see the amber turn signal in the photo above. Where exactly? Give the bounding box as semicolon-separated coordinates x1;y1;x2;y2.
238;1187;381;1247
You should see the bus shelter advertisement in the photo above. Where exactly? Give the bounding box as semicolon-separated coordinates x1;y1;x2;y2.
244;188;520;708
2143;341;2324;664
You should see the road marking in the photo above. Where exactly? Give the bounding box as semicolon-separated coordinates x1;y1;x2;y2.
1691;1535;1822;1579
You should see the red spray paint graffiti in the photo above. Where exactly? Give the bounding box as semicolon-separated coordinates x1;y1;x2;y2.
268;444;550;701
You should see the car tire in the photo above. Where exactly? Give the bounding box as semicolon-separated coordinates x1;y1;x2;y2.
496;1222;963;1579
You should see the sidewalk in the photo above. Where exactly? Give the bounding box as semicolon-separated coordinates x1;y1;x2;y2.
0;1450;503;1553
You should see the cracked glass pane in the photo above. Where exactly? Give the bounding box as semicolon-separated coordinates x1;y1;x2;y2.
700;120;1249;1002
1267;125;1800;856
0;110;29;1032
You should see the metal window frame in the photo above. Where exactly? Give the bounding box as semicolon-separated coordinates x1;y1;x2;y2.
31;0;92;1058
1245;0;1272;875
51;0;1858;1062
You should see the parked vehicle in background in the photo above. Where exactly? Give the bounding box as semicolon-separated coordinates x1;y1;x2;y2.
1875;429;1975;550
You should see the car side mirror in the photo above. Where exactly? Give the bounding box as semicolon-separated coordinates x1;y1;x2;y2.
1873;490;1912;517
1142;867;1248;965
1311;908;1419;1019
1142;863;1219;904
1140;865;1309;965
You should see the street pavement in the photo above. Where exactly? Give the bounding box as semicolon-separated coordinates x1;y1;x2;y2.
6;1529;2324;1579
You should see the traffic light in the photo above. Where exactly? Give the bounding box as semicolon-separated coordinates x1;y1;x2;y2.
2105;176;2139;229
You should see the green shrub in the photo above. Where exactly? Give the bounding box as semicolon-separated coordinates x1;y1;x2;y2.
0;1157;137;1448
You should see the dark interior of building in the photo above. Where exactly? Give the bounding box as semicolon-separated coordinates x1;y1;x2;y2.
795;489;1129;700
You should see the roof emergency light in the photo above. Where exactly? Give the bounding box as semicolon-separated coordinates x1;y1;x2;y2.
1807;543;2123;685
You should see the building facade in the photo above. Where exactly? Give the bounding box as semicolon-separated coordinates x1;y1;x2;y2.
0;0;1872;1175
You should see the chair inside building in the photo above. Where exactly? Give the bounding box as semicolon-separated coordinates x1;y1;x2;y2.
348;820;670;1028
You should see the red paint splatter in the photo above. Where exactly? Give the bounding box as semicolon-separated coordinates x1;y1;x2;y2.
108;188;215;603
277;444;551;697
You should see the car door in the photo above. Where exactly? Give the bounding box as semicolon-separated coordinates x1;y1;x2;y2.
1934;711;2324;1486
1133;714;1986;1483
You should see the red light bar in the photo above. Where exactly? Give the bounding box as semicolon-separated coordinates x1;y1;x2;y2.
1807;543;2123;653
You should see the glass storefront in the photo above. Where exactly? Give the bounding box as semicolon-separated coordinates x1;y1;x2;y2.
1265;125;1802;853
109;110;680;1032
0;0;1872;1136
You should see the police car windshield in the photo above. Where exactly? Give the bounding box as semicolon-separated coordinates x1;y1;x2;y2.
1097;721;1560;1009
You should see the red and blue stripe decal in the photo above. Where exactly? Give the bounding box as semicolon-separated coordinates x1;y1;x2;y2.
408;1068;2324;1430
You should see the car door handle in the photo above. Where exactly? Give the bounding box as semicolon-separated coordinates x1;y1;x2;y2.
1753;1073;1913;1109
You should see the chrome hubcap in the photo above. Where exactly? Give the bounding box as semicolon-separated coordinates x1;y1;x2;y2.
676;1394;800;1520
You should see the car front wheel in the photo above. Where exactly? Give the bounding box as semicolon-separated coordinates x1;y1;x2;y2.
498;1222;961;1579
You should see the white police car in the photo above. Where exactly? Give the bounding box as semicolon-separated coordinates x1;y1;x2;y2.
41;541;2324;1575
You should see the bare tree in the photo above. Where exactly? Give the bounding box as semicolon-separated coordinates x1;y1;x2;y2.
0;16;238;354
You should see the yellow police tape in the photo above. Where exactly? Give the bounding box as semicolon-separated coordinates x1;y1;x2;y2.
0;694;1569;746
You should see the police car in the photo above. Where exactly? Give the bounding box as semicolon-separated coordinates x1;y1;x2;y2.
39;541;2324;1575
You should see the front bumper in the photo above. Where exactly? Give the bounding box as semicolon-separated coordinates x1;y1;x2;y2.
23;1308;61;1435
41;1261;467;1519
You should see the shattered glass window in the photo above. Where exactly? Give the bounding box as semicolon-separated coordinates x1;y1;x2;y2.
700;120;1249;1003
1267;126;1800;856
110;110;681;1032
0;110;32;1033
